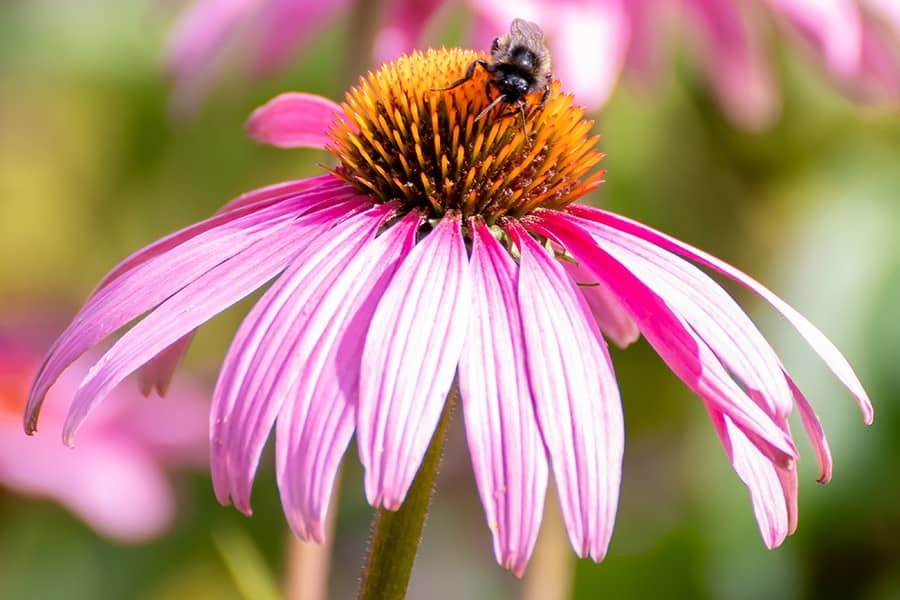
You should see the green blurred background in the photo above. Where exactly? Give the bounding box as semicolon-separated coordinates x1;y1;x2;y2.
1;1;898;598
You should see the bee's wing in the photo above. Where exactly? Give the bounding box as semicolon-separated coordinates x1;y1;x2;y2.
509;18;551;72
510;18;545;44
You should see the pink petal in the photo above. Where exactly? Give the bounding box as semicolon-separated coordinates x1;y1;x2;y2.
374;0;446;62
131;176;339;396
63;199;367;446
252;0;349;73
357;214;472;510
218;174;340;214
777;462;799;536
787;374;833;483
0;428;174;542
137;333;193;397
164;0;259;81
509;221;623;562
858;19;900;100
457;220;549;576
566;205;873;425
707;408;790;549
570;216;794;421
26;182;355;433
246;93;344;149
563;260;640;348
531;211;798;464
766;0;863;80
471;0;630;110
211;203;392;514
684;0;779;130
275;212;421;540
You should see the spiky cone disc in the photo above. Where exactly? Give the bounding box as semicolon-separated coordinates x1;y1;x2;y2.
327;48;605;225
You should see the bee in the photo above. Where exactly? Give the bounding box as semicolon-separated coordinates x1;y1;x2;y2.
439;18;552;123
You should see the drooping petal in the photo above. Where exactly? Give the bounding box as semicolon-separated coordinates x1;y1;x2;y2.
62;199;367;445
275;212;421;540
509;221;623;563
566;204;873;424
563;260;640;348
164;0;259;82
766;0;863;80
246;93;344;149
131;176;342;394
137;334;193;397
358;214;472;510
531;211;798;464
25;183;356;432
211;203;392;514
569;215;793;421
218;174;340;214
458;220;549;576
707;408;790;549
0;432;174;542
374;0;447;62
95;176;340;293
252;0;349;73
786;374;833;483
683;0;779;130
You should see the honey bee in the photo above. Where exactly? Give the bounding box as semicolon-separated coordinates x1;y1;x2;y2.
440;18;553;122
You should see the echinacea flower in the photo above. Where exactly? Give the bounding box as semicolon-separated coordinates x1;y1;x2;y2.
29;46;871;575
1;328;207;542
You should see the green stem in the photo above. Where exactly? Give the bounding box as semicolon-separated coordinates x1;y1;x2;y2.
343;0;380;86
358;384;457;600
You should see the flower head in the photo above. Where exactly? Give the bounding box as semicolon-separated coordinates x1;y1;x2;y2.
29;47;871;575
2;327;208;542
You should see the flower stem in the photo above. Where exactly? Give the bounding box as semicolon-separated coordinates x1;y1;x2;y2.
344;0;379;87
358;384;457;600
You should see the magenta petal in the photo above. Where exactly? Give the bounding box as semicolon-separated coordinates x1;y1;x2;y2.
62;200;367;446
767;0;863;79
567;204;873;425
787;374;833;483
509;222;623;562
708;408;790;549
25;184;357;433
358;214;472;510
571;215;793;421
137;333;193;397
458;221;549;576
563;260;640;348
164;0;256;81
686;0;779;129
532;211;797;464
246;93;344;149
132;176;345;389
275;212;421;540
252;0;349;73
218;174;341;214
210;204;392;514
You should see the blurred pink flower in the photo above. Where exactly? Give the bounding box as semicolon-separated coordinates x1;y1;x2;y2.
165;0;900;126
28;48;871;574
1;330;208;542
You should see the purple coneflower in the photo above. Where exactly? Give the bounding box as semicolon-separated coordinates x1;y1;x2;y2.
28;46;871;575
2;328;207;541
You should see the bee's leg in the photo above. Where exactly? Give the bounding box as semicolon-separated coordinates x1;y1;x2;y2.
539;73;552;106
433;59;490;91
475;92;508;122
